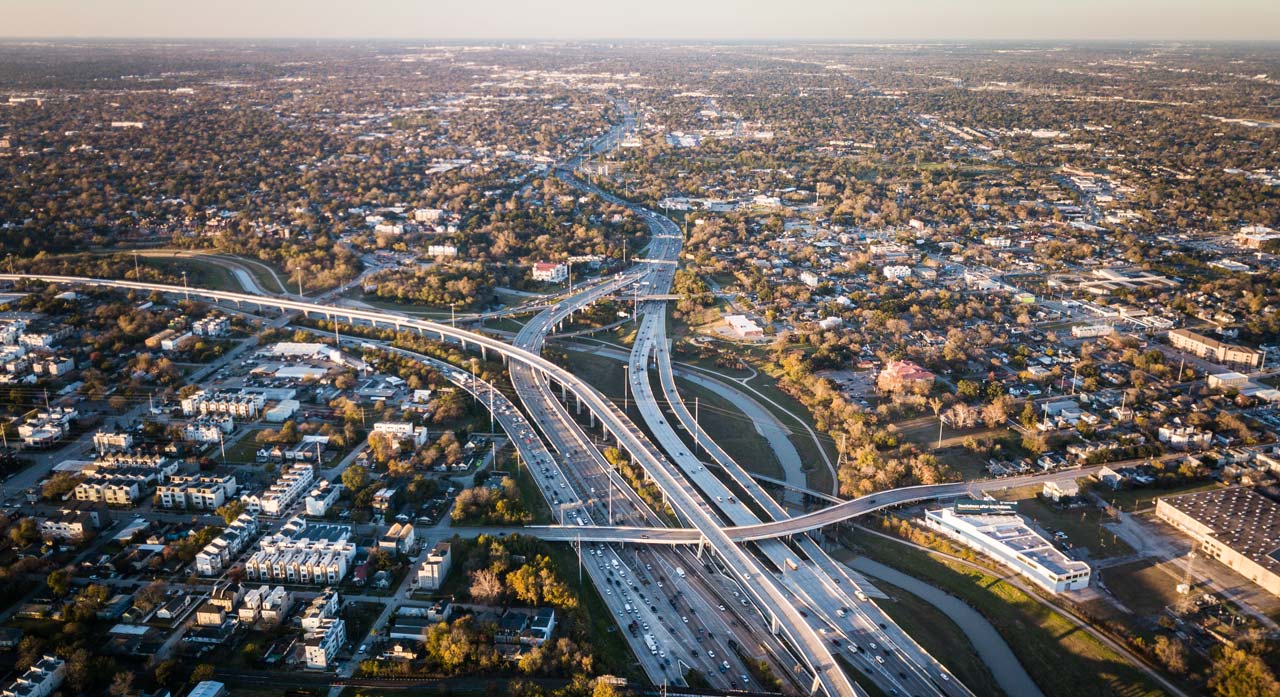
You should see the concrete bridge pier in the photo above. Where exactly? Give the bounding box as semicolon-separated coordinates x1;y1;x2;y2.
480;345;487;361
769;611;781;635
810;674;823;696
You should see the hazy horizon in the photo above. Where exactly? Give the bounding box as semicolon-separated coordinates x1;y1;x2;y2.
1;0;1277;42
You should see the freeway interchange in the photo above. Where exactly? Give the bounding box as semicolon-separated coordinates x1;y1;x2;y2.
0;115;1052;697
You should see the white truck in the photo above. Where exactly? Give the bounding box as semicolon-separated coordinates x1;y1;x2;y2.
644;634;658;655
675;566;686;578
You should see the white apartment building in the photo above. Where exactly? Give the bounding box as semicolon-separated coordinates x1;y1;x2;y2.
300;588;345;669
242;517;356;585
416;541;452;590
371;421;428;448
799;270;821;288
426;244;458;258
924;504;1091;594
157;474;237;510
531;262;568;283
243;463;314;517
1;655;65;697
92;430;133;455
73;476;143;506
192;315;230;337
882;265;912;281
194;513;259;576
305;480;342;516
183;415;234;444
181;390;264;419
38;509;96;542
238;585;291;625
1158;425;1213;450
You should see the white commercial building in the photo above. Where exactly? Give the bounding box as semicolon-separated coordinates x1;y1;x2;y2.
724;314;764;339
923;504;1090;594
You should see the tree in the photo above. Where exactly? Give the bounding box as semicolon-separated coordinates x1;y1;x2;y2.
341;464;369;492
1208;646;1280;697
189;664;216;685
215;500;246;524
47;568;72;597
1153;635;1188;675
109;671;136;697
469;568;505;604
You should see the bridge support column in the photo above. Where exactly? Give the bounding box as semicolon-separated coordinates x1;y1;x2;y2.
695;535;706;560
769;611;781;635
559;383;567;401
810;674;823;696
481;345;487;361
575;395;582;415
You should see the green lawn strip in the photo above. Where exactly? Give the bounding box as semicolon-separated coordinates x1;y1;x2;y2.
836;654;891;697
1095;480;1223;512
871;578;1008;697
142;257;241;292
849;531;1165;697
669;376;784;480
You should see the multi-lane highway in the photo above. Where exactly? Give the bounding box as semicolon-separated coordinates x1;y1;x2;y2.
0;117;1095;696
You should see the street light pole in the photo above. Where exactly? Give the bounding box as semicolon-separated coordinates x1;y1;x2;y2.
181;270;190;301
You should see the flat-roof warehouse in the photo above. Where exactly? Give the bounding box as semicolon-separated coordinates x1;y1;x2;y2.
1156;486;1280;596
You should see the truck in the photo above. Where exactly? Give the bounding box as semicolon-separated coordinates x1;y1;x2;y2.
855;590;868;602
784;558;799;572
675;566;686;578
644;634;658;655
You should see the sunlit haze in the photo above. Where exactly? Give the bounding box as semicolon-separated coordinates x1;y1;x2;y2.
2;0;1278;41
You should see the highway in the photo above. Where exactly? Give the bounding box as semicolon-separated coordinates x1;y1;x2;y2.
502;109;798;689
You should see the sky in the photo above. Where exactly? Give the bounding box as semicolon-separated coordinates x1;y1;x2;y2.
1;0;1277;42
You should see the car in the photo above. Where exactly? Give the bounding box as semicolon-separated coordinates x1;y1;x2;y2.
708;650;715;658
879;622;887;629
875;656;885;664
869;642;877;650
798;610;808;617
681;616;688;623
718;604;726;611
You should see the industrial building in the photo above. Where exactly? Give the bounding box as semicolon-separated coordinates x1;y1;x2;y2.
1155;487;1280;597
923;502;1091;594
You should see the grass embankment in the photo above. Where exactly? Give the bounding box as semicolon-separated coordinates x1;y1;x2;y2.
848;530;1165;697
142;257;241;292
871;578;1008;697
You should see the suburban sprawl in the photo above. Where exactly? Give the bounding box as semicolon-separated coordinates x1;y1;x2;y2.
0;39;1278;697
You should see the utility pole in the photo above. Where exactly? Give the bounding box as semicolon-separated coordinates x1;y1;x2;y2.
694;397;700;458
181;270;190;301
133;252;140;280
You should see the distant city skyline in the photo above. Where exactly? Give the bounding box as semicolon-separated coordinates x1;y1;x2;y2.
2;0;1278;42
